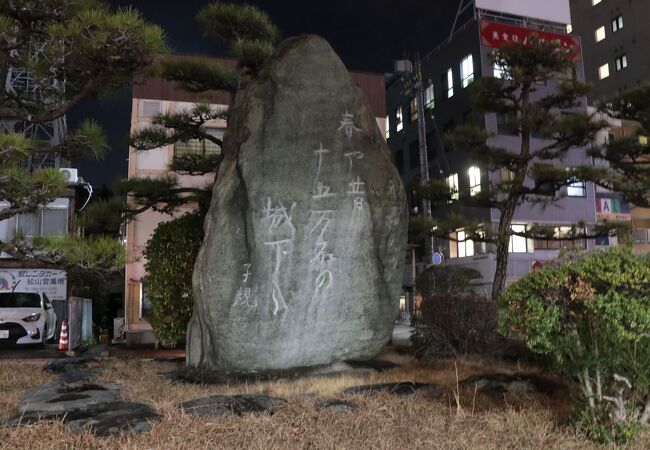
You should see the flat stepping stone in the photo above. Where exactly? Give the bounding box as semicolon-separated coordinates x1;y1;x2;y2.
64;401;160;436
43;357;96;373
343;381;440;398
459;373;562;398
17;381;121;418
178;394;286;417
56;368;100;385
315;398;358;414
8;380;158;436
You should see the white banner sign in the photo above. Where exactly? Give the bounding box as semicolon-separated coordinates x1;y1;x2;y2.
475;0;571;25
0;269;67;301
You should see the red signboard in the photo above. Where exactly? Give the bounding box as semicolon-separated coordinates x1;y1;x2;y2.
480;20;581;61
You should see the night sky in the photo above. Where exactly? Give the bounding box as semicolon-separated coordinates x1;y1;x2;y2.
69;0;458;187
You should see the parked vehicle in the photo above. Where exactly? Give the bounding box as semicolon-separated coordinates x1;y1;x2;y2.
0;292;57;346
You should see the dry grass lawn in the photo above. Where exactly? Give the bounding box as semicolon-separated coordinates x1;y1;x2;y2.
1;352;648;449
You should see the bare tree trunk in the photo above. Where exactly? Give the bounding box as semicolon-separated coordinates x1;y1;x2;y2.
491;202;517;302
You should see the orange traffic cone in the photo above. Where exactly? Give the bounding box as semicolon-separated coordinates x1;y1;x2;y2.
58;320;68;351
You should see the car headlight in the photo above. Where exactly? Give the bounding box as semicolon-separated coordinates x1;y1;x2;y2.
22;313;41;322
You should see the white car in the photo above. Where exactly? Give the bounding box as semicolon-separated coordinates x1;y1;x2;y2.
0;292;57;346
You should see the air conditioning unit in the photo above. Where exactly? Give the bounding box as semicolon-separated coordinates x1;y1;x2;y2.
59;168;78;184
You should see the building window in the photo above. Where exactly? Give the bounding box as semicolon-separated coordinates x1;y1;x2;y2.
535;227;586;250
446;173;459;201
424;83;435;109
615;54;628;71
385;115;390;139
611;15;623;32
446;68;454;98
598;63;610;80
468;166;481;196
16;207;68;237
396;106;403;132
567;169;586;197
410;97;418;122
595;26;606;42
174;128;223;159
500;167;516;182
449;229;474;258
509;224;530;253
497;112;518;136
460;54;474;88
494;61;506;79
141;100;161;117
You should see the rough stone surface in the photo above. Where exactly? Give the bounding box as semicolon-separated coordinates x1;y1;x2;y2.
178;394;286;417
18;381;121;416
315;398;358;414
9;380;159;436
459;373;562;398
43;356;95;373
188;34;407;371
343;381;441;398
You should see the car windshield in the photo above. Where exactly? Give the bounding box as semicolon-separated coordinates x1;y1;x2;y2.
0;293;41;308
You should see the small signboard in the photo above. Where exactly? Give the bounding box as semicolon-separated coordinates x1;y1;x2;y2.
432;252;444;265
0;269;67;300
595;194;632;222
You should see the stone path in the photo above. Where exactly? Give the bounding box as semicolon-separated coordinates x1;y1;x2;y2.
7;357;160;437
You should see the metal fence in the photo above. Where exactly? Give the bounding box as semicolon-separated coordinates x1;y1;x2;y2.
68;297;92;350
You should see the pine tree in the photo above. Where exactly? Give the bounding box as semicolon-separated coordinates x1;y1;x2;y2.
119;2;280;218
413;37;623;302
0;0;166;273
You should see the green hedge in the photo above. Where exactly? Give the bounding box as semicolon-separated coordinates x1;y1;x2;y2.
499;247;650;443
143;213;204;347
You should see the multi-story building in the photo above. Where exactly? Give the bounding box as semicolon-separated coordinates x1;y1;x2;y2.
124;55;388;345
386;0;608;299
569;0;650;102
569;0;650;253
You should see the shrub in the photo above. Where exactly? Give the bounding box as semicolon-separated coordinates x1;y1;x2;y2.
499;247;650;443
143;213;204;347
411;292;509;360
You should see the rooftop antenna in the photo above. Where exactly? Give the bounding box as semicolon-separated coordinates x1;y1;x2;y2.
449;0;477;41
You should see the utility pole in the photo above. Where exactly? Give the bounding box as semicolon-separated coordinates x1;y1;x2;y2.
414;56;435;264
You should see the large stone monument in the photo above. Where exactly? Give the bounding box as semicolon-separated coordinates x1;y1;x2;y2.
187;35;408;371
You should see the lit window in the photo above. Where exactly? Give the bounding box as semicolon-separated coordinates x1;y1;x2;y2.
595;26;606;42
396;106;403;132
460;54;474;88
410;97;418;122
385;115;390;139
500;167;515;182
446;173;459;201
447;68;454;98
450;229;474;258
424;83;435;109
468;166;481;196
567;169;586;197
598;63;610;80
639;135;648;146
509;224;529;253
566;24;573;34
615;54;628;71
611;15;623;32
592;0;602;5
